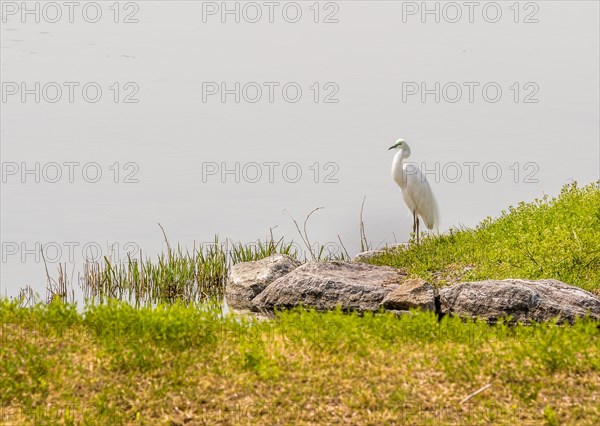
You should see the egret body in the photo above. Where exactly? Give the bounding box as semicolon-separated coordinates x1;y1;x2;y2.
389;139;439;243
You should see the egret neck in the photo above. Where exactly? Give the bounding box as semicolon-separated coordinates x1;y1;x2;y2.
391;147;410;189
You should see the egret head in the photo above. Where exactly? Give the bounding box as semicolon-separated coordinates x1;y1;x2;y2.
388;139;410;155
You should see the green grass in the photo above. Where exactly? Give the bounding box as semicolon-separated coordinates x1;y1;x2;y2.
72;236;302;306
367;181;600;293
1;299;598;425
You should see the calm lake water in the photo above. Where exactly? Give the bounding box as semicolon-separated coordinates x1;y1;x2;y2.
1;1;598;300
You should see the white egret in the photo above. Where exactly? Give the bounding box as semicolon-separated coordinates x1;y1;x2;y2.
389;139;439;243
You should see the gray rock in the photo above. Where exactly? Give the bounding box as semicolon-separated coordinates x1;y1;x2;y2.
226;254;301;310
252;261;406;312
439;279;600;323
380;278;436;312
352;244;406;262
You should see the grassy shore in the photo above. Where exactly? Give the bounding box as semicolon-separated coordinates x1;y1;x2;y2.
1;300;599;425
2;181;599;425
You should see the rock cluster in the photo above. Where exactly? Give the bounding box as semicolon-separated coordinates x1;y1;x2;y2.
226;255;600;323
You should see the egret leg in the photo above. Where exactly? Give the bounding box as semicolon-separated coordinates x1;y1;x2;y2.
416;217;420;244
412;211;417;240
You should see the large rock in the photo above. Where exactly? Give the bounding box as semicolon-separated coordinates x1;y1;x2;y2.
252;261;407;312
380;278;436;312
226;254;301;310
439;279;600;323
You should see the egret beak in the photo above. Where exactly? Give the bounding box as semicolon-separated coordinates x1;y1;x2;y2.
388;145;396;150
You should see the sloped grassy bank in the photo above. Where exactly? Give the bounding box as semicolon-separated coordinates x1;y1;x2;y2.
368;182;600;294
1;300;599;425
